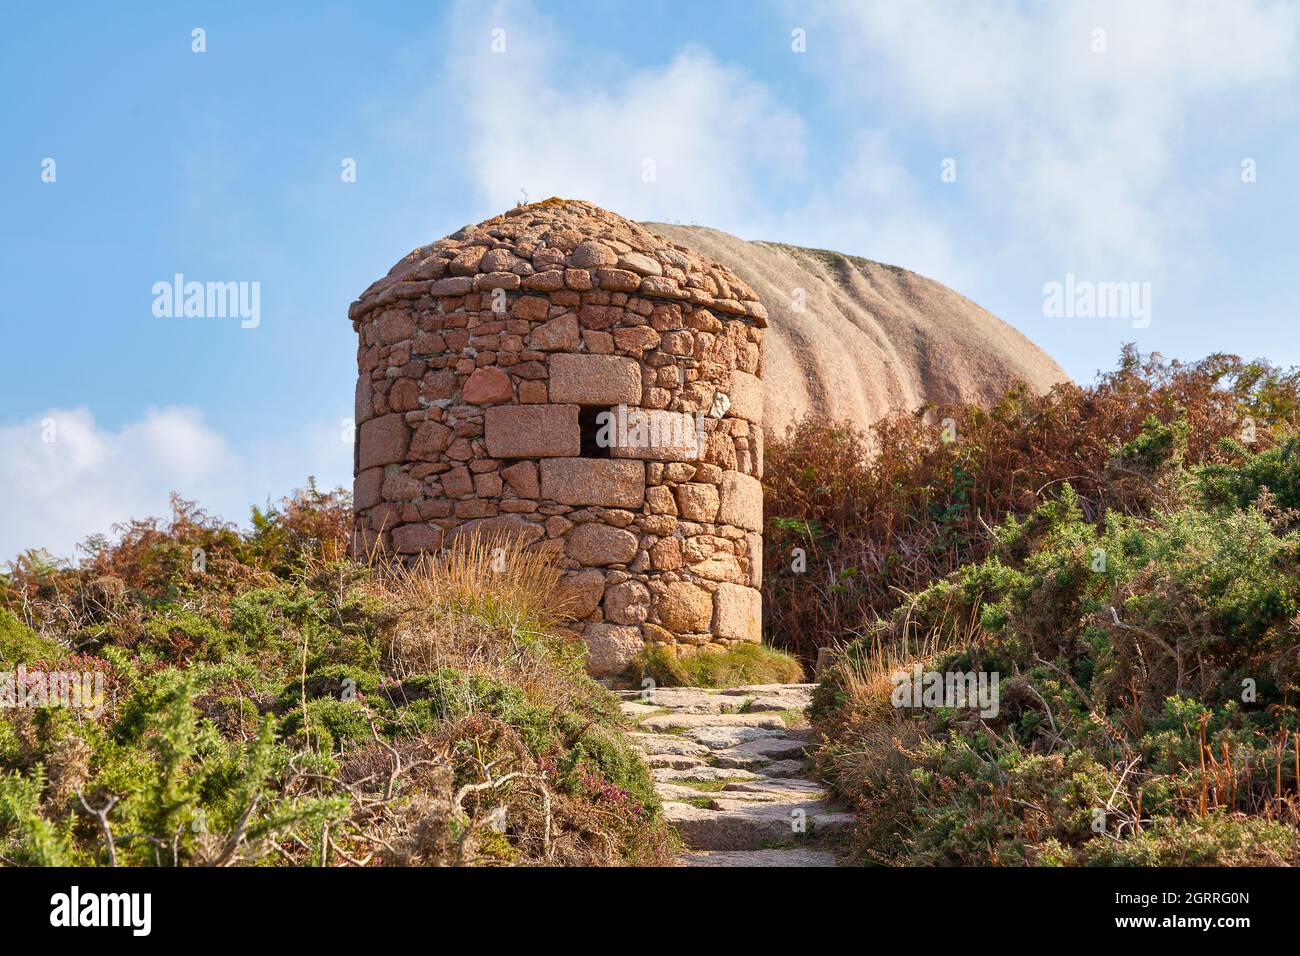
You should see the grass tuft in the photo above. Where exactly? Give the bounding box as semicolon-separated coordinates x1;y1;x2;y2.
623;642;803;689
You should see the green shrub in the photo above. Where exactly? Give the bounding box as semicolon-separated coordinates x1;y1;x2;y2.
1069;814;1300;866
623;642;803;688
621;644;690;687
0;608;63;666
0;768;70;865
0;484;671;867
285;698;373;753
765;348;1300;664
1199;434;1300;516
810;356;1300;866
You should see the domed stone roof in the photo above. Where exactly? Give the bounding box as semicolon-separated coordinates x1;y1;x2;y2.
349;199;768;327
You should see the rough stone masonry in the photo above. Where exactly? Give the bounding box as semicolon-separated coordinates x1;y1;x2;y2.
349;199;766;676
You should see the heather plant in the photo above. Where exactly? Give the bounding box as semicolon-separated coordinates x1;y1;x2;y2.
811;408;1300;865
765;348;1300;665
0;483;671;867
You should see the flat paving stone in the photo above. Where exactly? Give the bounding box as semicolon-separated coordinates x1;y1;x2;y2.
620;702;662;717
679;848;838;867
628;733;710;757
685;726;786;749
644;753;706;770
713;735;810;768
652;766;760;783
663;799;852;850
638;712;787;732
760;759;811;778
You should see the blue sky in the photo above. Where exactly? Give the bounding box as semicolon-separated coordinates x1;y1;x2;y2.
3;0;1299;560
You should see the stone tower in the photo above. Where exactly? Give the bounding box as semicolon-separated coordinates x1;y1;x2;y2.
348;200;766;676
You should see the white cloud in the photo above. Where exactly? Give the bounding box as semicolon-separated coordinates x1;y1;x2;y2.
0;407;352;564
375;1;963;282
437;0;806;228
374;0;1298;336
801;0;1300;276
790;130;965;285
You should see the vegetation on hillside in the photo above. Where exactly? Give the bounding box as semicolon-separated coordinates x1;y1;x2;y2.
0;484;670;866
765;347;1300;663
777;350;1300;865
9;343;1299;868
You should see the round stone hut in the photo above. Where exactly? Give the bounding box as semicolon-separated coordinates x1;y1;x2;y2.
348;199;766;676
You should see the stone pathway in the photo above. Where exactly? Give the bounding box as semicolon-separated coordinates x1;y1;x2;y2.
619;683;853;866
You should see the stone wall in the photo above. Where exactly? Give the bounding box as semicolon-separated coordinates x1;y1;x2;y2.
349;200;767;676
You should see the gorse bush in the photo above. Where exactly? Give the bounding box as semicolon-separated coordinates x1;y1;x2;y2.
0;483;671;866
806;367;1300;865
764;347;1300;664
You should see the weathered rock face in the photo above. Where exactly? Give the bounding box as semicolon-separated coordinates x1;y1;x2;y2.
643;224;1071;440
350;199;766;676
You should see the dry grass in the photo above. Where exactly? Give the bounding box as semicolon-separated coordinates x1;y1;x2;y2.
363;533;601;721
374;532;567;639
764;348;1300;664
810;589;994;858
624;641;804;688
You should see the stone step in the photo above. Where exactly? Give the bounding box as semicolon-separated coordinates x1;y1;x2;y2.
757;759;810;778
708;798;854;824
620;701;662;718
620;688;737;714
655;783;719;802
716;684;818;695
619;684;811;699
657;782;823;804
713;735;810;768
684;726;786;750
635;685;849;859
638;712;787;733
621;686;812;716
721;778;826;798
662;799;854;851
708;788;825;804
678;848;838;867
643;753;706;770
652;766;759;784
738;695;810;713
627;733;711;757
